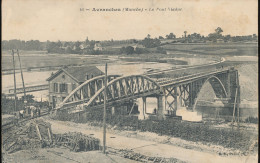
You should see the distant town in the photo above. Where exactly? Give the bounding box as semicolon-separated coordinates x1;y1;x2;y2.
2;27;258;55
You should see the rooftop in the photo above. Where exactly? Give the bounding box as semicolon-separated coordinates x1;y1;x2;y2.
46;66;104;83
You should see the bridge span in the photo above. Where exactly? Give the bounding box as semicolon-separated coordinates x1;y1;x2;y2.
55;67;240;119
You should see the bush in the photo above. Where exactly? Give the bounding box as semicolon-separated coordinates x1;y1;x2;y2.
156;47;167;54
245;117;258;124
61;107;255;151
135;47;149;54
120;46;135;55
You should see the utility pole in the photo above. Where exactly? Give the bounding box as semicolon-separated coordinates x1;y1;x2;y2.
103;63;107;154
17;49;27;102
11;50;17;113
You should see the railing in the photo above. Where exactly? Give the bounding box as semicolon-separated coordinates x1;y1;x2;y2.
8;84;49;95
158;69;230;87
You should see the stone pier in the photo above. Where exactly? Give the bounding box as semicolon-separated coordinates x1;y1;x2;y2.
157;95;166;120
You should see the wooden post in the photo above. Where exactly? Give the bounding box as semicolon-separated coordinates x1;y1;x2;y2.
128;102;135;115
17;49;27;101
12;50;17;113
35;124;42;141
237;86;240;126
231;88;238;125
174;87;178;112
47;128;52;143
103;63;107;154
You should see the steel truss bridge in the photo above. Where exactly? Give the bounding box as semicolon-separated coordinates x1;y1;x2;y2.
55;67;240;119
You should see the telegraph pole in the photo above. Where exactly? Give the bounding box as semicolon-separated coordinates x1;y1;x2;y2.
103;63;107;154
17;49;27;102
11;50;17;113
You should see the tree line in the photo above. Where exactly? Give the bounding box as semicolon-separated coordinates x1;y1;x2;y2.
2;40;45;51
2;27;258;53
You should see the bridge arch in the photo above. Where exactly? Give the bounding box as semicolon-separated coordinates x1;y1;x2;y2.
192;75;228;111
82;75;161;109
57;75;120;109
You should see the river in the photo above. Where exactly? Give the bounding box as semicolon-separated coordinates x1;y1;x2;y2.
2;54;257;121
2;53;216;100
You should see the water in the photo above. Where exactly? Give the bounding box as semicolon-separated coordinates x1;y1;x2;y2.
2;62;174;101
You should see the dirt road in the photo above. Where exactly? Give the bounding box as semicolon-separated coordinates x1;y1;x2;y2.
45;118;258;163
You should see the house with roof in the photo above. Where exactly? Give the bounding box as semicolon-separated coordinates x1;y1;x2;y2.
46;66;104;108
132;44;145;50
94;43;105;51
79;43;90;50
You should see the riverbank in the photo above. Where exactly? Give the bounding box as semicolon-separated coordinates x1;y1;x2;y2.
43;116;258;163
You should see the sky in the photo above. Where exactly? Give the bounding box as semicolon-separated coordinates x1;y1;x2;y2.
2;0;258;41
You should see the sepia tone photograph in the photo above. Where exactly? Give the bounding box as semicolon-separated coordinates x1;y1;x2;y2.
1;0;258;162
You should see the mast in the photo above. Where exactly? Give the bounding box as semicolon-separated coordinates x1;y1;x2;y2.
12;50;17;113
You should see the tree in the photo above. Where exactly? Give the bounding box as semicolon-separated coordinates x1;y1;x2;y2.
46;42;57;53
85;37;90;44
21;94;35;103
120;47;126;54
184;31;187;38
57;40;62;48
208;27;224;41
65;46;74;54
74;41;81;52
147;34;151;39
89;40;96;49
64;42;70;47
224;35;231;42
141;37;161;48
166;33;176;39
125;46;134;55
215;27;223;35
120;46;135;55
159;36;164;39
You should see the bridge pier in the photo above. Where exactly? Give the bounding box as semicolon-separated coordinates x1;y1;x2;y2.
138;97;147;120
143;97;147;119
111;106;116;115
157;95;165;120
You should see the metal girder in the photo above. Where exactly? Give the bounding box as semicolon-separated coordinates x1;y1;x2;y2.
58;75;160;111
58;68;239;115
57;75;120;109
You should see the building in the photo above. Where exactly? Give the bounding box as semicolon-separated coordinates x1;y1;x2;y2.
132;44;145;50
79;43;90;50
46;66;104;108
94;43;104;51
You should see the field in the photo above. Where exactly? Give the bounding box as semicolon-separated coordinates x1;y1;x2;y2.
162;43;258;56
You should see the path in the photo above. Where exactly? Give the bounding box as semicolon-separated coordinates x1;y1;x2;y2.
46;119;258;163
